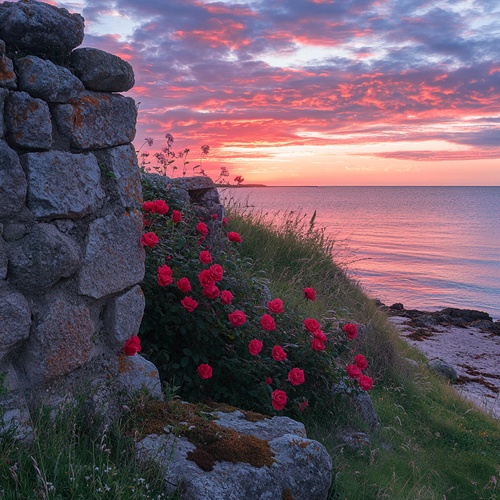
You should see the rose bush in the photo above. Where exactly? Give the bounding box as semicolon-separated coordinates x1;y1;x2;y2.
138;176;372;414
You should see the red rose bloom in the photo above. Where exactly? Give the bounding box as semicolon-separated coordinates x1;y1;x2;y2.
157;265;173;287
343;323;357;340
198;269;215;288
303;287;316;301
227;231;242;243
312;330;327;342
358;375;373;391
222;217;228;225
271;390;287;411
265;377;273;385
140;232;159;248
197;363;213;379
199;250;212;265
299;399;309;413
171;210;182;223
197;222;209;236
176;277;192;293
152;200;168;215
212;213;218;220
203;285;220;299
248;339;263;356
346;364;362;379
354;354;368;370
287;368;305;386
221;290;233;305
267;298;284;314
228;310;246;327
181;296;198;312
142;201;155;212
260;314;276;331
303;318;321;334
209;264;224;282
311;339;325;351
272;345;287;361
123;335;141;356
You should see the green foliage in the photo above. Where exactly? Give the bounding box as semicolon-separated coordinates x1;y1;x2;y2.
139;180;363;415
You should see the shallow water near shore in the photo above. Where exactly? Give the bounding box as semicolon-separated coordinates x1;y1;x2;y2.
222;186;500;319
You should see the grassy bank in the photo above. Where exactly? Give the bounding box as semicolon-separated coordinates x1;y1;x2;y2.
1;204;499;499
228;207;500;499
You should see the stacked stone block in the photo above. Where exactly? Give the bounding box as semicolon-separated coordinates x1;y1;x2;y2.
0;0;160;429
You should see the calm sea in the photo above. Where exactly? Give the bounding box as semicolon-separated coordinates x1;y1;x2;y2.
221;186;500;320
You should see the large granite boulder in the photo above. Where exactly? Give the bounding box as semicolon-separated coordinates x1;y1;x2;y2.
0;0;84;61
71;48;135;92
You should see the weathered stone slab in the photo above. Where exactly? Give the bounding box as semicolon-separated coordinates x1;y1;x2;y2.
105;285;145;346
0;235;7;279
78;211;145;299
5;91;52;150
171;176;218;192
8;223;82;293
71;48;135;92
52;92;137;150
0;0;84;61
0;140;27;218
17;55;84;103
0;284;31;356
0;88;8;137
19;300;94;383
0;53;16;89
117;354;162;400
21;150;105;219
94;144;142;209
136;410;332;499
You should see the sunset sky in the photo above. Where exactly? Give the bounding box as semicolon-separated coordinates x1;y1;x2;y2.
42;1;500;185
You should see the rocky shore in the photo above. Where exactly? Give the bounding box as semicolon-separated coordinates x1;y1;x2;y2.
378;302;500;420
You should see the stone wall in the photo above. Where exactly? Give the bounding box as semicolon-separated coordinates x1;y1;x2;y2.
0;0;160;430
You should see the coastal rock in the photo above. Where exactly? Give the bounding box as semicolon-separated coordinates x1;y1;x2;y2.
0;141;27;218
136;409;332;499
16;55;84;103
71;48;135;92
0;88;8;136
0;52;16;89
117;354;162;400
0;284;31;358
428;359;458;382
0;0;84;61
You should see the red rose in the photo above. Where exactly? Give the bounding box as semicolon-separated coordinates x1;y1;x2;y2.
197;222;209;236
303;318;321;334
271;390;287;411
152;200;169;215
312;330;327;342
311;339;325;351
212;213;218;220
260;314;276;331
197;363;213;379
265;377;273;385
123;335;141;356
176;277;192;293
203;285;220;299
343;323;357;340
221;290;233;305
272;345;287;361
142;201;155;212
303;287;316;301
227;231;242;243
199;250;212;265
228;310;246;327
198;269;215;288
298;399;309;413
354;354;368;370
171;210;182;223
248;339;263;356
287;368;305;386
346;364;362;379
209;264;224;282
267;298;284;314
181;296;198;312
358;375;373;391
140;232;159;248
222;217;228;225
157;265;173;287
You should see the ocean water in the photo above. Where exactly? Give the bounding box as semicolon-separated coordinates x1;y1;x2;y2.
221;186;500;320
